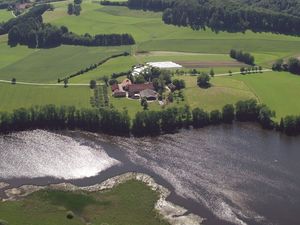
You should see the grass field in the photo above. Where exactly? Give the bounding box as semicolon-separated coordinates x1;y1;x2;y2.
0;83;92;112
233;72;300;119
0;39;130;83
0;9;12;23
0;1;300;117
43;2;300;68
0;180;168;225
174;75;257;112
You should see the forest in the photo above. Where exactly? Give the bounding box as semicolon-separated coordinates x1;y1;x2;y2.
127;0;300;36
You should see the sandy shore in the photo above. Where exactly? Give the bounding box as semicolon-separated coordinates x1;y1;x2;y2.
2;172;204;225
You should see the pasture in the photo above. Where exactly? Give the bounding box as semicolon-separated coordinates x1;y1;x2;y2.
0;180;168;225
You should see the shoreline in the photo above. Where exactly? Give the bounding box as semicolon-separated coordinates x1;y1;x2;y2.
1;172;204;225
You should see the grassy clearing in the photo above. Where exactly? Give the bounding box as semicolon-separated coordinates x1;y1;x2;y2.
0;9;12;23
233;72;300;119
0;39;130;83
0;180;168;225
0;83;92;112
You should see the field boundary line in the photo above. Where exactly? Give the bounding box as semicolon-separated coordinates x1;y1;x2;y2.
0;79;104;86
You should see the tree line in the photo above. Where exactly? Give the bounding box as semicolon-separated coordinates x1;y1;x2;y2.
100;0;128;6
1;4;135;48
58;52;129;82
1;99;299;136
230;49;255;65
126;0;300;36
0;105;130;135
272;57;300;75
128;0;174;11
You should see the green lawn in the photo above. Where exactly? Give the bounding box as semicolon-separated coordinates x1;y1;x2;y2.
0;83;92;112
0;180;168;225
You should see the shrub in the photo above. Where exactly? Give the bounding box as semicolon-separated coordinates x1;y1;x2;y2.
66;211;74;219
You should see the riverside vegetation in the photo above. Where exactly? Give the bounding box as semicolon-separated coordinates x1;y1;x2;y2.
0;99;299;136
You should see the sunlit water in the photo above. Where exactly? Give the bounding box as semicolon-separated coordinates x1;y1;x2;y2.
0;124;300;225
0;130;120;179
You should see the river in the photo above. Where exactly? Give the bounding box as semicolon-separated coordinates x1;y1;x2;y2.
0;123;300;225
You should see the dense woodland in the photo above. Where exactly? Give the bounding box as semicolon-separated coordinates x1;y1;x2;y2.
0;4;135;48
1;99;299;136
127;0;300;36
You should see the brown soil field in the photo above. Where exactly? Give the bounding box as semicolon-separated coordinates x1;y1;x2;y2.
175;61;246;68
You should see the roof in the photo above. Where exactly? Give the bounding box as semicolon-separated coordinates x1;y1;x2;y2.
121;79;132;87
111;84;119;92
140;89;157;98
128;83;154;93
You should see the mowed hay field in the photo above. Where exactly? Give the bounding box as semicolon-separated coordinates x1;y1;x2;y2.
0;180;168;225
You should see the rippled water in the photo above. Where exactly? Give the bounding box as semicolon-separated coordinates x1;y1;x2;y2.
0;130;120;179
0;124;300;225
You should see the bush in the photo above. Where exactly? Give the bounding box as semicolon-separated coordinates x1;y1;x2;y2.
66;211;75;219
197;72;210;88
0;219;8;225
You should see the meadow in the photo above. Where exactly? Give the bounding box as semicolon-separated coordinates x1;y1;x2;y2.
0;180;168;225
0;0;299;118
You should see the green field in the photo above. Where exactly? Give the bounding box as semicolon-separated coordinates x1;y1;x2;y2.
0;9;12;23
0;83;92;112
174;75;256;111
0;0;300;117
0;180;168;225
233;72;300;119
0;39;130;83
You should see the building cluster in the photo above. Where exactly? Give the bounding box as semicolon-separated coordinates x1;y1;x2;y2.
110;61;182;101
111;79;158;101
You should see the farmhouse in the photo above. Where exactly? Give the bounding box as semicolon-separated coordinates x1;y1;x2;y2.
111;83;126;98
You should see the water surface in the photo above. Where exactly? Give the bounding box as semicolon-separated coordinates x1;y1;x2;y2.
0;124;299;225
